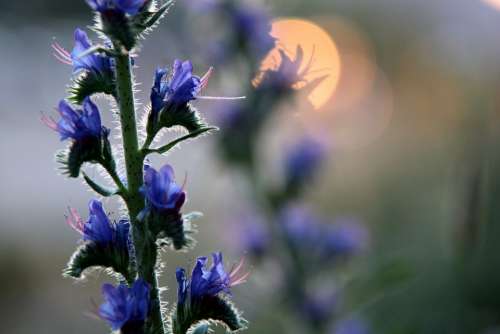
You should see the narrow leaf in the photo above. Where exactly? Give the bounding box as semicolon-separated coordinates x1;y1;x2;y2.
147;127;217;155
82;171;119;197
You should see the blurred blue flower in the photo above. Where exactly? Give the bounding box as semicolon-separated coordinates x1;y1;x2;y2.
280;206;367;261
285;135;327;187
99;279;150;330
333;317;370;334
150;60;211;113
302;289;339;325
140;164;186;213
66;199;130;249
86;0;145;15
176;252;249;304
323;218;368;259
52;28;112;75
229;4;276;57
42;98;107;142
240;216;270;258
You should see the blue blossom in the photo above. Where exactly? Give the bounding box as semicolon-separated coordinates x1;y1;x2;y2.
52;28;112;75
150;60;211;113
333;318;370;334
238;214;270;258
86;0;145;15
140;164;186;213
42;98;107;142
285;135;327;186
323;218;368;258
301;289;338;324
280;206;367;261
229;4;276;56
99;279;150;330
176;252;249;305
66;199;130;250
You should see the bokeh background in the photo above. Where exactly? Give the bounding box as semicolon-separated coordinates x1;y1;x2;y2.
3;0;500;333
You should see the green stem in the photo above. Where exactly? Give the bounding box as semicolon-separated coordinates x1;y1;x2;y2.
114;52;165;334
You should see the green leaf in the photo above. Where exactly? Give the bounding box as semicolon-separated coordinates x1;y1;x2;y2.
64;242;131;281
82;171;119;197
68;71;115;105
172;296;247;334
133;0;174;33
147;127;218;156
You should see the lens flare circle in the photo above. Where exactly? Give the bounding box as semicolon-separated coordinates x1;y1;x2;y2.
259;18;341;110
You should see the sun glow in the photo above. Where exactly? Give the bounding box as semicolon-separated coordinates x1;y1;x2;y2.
259;18;341;110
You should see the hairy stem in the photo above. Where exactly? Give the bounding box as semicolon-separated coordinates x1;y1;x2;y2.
114;52;165;334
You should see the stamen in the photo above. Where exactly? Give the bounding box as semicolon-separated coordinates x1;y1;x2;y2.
51;42;73;65
197;96;246;100
40;112;58;131
66;207;84;234
200;66;214;89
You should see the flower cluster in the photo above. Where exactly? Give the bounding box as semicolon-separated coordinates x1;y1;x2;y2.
43;98;107;142
280;206;367;262
99;279;150;331
87;0;145;16
176;252;249;303
66;199;129;249
173;253;249;333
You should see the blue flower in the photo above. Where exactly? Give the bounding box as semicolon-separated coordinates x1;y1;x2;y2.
66;199;130;250
86;0;145;15
323;218;368;258
150;60;211;113
176;252;249;305
285;135;327;186
99;279;150;330
280;206;367;261
140;164;186;213
229;4;276;56
333;318;370;334
52;28;112;75
42;97;107;142
301;289;338;324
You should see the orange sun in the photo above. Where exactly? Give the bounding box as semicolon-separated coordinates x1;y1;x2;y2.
258;18;341;110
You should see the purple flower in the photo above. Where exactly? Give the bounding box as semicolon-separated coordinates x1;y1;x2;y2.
238;215;270;258
66;199;129;250
52;28;112;75
42;98;107;142
150;60;212;113
333;318;370;334
86;0;145;15
302;289;339;324
323;218;368;258
285;135;327;186
140;164;186;213
99;279;150;330
176;252;249;305
280;206;367;261
229;4;276;56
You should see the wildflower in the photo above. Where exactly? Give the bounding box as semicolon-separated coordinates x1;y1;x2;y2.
228;3;276;57
150;60;211;114
140;164;186;213
176;252;249;304
42;97;107;142
284;135;327;189
66;199;130;250
280;206;367;262
86;0;145;15
52;28;112;75
323;218;368;258
138;164;190;249
99;279;150;331
333;317;370;334
301;288;338;325
238;215;270;258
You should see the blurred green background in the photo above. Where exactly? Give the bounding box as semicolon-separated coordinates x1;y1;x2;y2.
2;0;500;333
